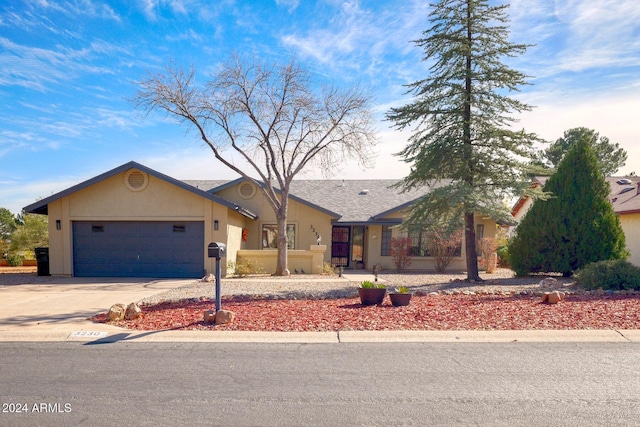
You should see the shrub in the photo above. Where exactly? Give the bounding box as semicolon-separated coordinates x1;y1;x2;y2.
575;260;640;291
496;245;510;268
389;237;412;270
322;262;336;276
227;258;264;277
427;228;463;272
478;237;498;273
6;253;23;266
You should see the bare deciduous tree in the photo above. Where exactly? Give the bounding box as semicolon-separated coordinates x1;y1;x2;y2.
134;56;377;275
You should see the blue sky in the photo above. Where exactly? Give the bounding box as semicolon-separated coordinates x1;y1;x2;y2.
1;0;639;214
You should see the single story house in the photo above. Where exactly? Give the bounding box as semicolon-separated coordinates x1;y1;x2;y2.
511;176;640;266
24;161;500;278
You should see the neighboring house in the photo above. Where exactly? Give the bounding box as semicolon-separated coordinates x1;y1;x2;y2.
24;161;501;278
510;176;640;266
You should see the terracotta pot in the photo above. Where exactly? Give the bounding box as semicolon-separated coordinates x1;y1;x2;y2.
389;293;412;307
358;287;386;306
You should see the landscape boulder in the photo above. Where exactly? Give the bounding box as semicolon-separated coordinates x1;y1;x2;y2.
215;309;236;325
542;291;566;304
125;302;142;320
200;274;216;283
107;303;127;321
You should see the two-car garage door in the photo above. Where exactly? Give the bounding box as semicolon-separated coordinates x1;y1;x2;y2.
73;221;205;278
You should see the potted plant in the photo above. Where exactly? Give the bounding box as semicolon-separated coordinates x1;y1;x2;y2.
389;286;412;307
358;280;386;306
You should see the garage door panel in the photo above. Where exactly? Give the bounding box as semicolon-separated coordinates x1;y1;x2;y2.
73;221;204;278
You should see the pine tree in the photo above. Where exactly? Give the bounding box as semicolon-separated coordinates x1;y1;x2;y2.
387;0;540;281
510;135;628;276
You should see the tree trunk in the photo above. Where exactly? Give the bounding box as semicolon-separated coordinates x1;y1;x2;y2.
464;211;481;281
273;200;290;276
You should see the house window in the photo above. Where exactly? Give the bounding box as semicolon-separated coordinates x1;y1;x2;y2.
381;226;392;256
408;227;430;257
408;227;462;257
91;225;105;233
476;224;484;240
173;225;186;233
262;224;295;249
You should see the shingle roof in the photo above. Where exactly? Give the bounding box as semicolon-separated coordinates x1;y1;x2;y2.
608;176;640;214
186;178;450;224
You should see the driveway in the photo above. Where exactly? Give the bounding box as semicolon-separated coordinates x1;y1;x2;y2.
0;275;193;335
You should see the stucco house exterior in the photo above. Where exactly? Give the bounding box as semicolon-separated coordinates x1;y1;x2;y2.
24;161;500;278
511;176;640;266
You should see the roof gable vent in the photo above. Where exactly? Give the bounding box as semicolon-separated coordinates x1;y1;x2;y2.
124;169;149;192
238;182;256;199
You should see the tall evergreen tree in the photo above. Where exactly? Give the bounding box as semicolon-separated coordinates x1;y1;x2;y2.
510;135;628;276
387;0;540;281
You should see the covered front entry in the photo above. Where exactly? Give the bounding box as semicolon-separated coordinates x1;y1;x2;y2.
72;221;205;278
331;225;365;268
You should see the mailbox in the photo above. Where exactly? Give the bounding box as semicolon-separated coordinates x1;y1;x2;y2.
208;242;226;258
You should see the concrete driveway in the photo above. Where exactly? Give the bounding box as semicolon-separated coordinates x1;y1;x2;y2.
0;276;193;337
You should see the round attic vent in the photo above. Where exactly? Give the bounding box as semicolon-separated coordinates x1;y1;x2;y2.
238;182;256;199
124;169;149;192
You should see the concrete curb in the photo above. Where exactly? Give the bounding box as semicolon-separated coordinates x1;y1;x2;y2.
1;329;639;343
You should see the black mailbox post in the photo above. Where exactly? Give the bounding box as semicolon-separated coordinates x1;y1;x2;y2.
207;242;226;311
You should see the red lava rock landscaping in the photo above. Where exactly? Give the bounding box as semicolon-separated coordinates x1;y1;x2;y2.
92;293;640;332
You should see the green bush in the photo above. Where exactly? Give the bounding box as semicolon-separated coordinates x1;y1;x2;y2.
496;245;510;268
6;253;23;266
575;260;640;291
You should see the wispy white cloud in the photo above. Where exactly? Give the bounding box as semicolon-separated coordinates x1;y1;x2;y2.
0;37;128;91
281;0;427;84
276;0;300;13
138;0;194;20
33;0;121;21
166;28;204;43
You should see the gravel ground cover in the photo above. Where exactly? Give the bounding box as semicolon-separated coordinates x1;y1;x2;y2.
6;267;639;331
90;268;640;332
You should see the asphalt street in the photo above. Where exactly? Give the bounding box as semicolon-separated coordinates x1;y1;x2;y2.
2;341;640;426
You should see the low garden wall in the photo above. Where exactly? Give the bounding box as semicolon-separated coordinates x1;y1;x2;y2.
236;245;327;274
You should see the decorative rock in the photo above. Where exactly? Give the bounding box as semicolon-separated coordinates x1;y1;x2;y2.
539;278;558;288
215;309;236;325
203;310;216;324
200;274;216;283
107;303;127;321
547;291;565;304
125;302;142;320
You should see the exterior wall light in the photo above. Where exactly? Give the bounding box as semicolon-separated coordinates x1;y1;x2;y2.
56;220;61;230
214;220;219;231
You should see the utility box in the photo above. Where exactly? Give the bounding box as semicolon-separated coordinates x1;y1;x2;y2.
208;242;226;259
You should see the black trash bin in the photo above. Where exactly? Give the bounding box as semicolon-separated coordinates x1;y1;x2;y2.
35;247;50;276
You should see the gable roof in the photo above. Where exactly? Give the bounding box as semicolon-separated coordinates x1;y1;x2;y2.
23;161;258;219
187;178;446;224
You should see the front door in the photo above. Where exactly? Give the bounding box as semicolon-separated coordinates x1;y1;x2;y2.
331;226;366;268
331;226;350;267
